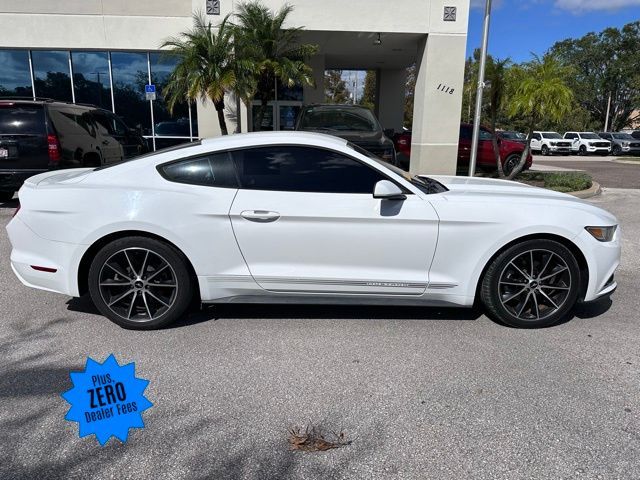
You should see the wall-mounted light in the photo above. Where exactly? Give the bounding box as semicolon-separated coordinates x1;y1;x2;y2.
373;33;382;46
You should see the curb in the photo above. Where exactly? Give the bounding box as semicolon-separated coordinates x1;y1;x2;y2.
611;159;640;165
568;181;601;199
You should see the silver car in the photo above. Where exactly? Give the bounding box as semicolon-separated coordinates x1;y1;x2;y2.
598;132;640;156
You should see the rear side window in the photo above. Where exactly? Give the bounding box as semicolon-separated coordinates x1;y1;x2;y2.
48;107;95;136
231;146;386;194
160;152;237;188
0;104;46;135
459;125;472;140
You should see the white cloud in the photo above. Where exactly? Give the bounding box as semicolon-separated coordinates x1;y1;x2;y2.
554;0;640;10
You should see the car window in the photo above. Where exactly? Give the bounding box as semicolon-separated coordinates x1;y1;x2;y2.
565;133;575;139
159;152;237;188
580;133;600;139
533;133;541;140
231;146;387;194
612;133;633;140
48;107;95;136
0;104;46;135
93;111;127;136
542;132;562;139
479;130;493;141
298;107;379;132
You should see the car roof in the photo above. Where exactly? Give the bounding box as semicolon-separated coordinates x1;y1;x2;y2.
0;98;98;110
200;131;349;150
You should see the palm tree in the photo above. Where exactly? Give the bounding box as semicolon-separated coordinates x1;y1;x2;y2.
485;57;511;177
160;13;237;135
233;1;318;130
506;54;574;179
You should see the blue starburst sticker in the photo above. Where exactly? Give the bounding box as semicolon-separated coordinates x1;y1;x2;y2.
62;354;153;445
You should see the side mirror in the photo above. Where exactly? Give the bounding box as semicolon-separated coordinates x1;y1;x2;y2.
384;128;395;138
373;180;406;200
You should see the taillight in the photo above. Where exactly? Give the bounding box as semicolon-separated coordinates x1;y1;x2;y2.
47;134;61;164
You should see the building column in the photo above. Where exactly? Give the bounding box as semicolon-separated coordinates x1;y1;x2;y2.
303;54;326;104
377;68;407;133
410;33;467;175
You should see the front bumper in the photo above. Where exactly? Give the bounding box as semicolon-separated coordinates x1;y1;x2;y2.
6;216;82;296
585;146;610;153
573;227;621;302
549;145;572;153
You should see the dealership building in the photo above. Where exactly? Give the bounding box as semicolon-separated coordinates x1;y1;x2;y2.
0;0;470;174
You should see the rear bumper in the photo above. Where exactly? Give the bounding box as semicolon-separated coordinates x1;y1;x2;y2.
0;170;48;191
6;216;82;296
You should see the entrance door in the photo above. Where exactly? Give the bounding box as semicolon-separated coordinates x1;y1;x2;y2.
228;145;439;296
250;101;302;131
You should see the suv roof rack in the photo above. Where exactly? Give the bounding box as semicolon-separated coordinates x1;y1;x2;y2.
0;96;58;102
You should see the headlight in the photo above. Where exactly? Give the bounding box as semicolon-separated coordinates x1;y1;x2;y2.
588;142;594;146
585;225;617;242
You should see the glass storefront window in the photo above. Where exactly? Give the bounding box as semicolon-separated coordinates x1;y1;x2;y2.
71;51;112;110
31;50;72;101
150;52;197;139
110;52;151;134
0;50;32;98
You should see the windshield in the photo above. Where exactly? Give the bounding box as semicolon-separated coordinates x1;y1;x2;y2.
300;107;380;132
347;142;448;194
612;133;634;140
580;133;601;139
541;132;562;139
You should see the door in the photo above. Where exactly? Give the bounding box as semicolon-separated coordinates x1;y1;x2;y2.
478;129;496;166
250;101;302;131
530;133;541;151
228;145;439;295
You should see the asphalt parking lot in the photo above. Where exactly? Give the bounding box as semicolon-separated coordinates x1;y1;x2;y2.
534;155;640;189
1;187;639;480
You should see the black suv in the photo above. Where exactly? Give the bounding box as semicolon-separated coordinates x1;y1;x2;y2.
0;99;148;200
295;104;397;165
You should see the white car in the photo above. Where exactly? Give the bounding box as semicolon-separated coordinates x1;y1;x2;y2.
6;132;620;330
563;132;611;156
530;131;572;156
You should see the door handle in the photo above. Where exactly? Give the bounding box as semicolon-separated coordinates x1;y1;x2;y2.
240;210;280;222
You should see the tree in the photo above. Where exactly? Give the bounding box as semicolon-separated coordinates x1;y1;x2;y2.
403;64;416;128
359;70;376;111
233;1;317;130
551;21;640;131
485;57;510;177
324;70;349;103
506;54;574;179
161;13;237;135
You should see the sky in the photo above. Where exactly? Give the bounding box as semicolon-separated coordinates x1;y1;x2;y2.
467;0;640;62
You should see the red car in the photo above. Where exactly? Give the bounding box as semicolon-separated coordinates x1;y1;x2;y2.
394;123;533;174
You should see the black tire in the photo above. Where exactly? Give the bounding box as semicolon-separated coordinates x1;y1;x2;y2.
481;239;581;328
541;145;549;156
578;145;587;156
503;154;520;176
88;236;194;329
0;191;15;201
612;145;621;156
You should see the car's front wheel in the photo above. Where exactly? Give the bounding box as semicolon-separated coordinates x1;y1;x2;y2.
88;236;194;329
612;145;622;156
541;145;549;156
578;145;587;156
481;239;581;328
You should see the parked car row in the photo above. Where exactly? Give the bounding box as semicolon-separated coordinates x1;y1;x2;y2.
393;125;533;174
0;98;149;200
529;130;640;156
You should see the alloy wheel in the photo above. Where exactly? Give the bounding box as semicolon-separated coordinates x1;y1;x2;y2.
98;248;178;322
498;249;572;322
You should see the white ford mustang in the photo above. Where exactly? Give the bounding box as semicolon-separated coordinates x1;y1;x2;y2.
6;132;620;329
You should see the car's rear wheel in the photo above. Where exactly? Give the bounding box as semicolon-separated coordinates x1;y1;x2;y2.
0;191;15;201
541;145;549;156
88;236;193;329
481;239;581;328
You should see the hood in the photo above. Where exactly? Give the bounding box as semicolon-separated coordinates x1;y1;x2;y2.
422;175;617;224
